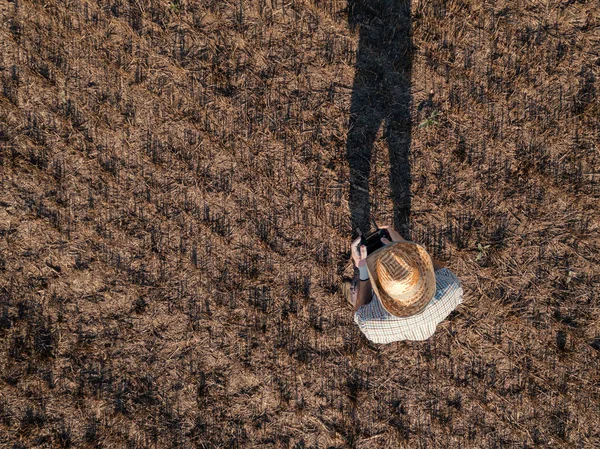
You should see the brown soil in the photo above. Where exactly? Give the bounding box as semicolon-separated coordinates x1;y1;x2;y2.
1;0;599;447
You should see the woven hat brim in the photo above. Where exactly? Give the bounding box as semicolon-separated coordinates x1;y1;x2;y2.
366;241;436;317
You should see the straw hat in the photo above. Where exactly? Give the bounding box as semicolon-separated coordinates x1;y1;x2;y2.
366;241;436;317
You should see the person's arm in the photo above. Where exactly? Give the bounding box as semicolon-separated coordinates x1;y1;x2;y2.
350;237;372;312
353;278;372;312
379;225;405;243
431;256;446;271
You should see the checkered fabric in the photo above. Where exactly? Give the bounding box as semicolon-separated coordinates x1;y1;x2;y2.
354;267;464;343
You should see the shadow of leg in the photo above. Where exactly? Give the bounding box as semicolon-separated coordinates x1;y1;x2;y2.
386;98;412;239
346;83;383;238
346;96;381;237
383;1;413;239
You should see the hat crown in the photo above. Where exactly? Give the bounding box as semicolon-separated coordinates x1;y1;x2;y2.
376;249;421;305
367;241;436;317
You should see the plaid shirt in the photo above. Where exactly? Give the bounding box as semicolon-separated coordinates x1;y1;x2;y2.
354;268;464;343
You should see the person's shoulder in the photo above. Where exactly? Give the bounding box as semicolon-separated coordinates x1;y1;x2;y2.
433;267;463;301
435;267;460;283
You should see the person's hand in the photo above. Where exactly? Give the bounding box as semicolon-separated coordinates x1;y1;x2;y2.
351;236;368;268
351;236;370;280
379;225;405;244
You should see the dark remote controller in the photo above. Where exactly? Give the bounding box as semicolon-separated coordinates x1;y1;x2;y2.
361;228;391;255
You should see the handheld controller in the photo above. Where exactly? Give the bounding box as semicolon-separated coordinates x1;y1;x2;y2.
357;219;392;255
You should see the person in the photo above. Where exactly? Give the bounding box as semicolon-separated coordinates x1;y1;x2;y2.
341;226;464;343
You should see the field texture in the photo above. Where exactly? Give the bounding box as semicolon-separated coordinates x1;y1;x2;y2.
1;0;599;447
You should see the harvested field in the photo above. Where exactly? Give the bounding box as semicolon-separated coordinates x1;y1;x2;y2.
1;0;599;447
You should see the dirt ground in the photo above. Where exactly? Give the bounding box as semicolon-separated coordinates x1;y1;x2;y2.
1;0;599;447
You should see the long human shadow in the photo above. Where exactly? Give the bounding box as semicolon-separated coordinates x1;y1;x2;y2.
346;0;414;239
